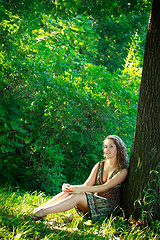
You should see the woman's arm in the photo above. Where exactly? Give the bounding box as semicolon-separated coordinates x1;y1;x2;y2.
62;162;99;193
83;162;100;186
68;168;128;194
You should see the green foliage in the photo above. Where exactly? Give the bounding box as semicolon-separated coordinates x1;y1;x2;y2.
135;164;160;223
0;186;159;239
0;0;151;193
52;0;151;71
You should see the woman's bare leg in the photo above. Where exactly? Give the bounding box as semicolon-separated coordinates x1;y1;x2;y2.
33;193;88;217
32;192;70;214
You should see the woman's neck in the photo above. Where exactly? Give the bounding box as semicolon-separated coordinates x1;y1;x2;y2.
104;157;119;169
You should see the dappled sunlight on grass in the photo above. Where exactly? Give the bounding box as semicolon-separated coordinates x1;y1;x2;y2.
0;187;159;239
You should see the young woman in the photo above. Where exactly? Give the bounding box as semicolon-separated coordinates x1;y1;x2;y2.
31;135;128;220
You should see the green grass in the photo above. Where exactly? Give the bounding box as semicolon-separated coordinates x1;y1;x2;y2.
0;186;159;240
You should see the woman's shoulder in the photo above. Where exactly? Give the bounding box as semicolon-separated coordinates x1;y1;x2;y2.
117;167;128;173
119;166;128;171
99;159;105;164
110;167;128;180
115;167;128;178
92;160;104;171
94;160;105;166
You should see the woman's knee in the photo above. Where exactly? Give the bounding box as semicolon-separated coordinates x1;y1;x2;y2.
75;193;88;207
76;193;88;212
73;193;85;201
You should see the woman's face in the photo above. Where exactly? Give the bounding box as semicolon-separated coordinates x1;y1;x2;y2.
103;139;118;160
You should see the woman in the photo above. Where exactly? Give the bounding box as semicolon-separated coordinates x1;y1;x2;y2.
31;135;128;220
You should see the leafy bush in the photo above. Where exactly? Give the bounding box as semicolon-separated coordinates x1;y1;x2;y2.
0;1;147;193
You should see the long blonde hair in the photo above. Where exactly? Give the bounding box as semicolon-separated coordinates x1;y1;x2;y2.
103;135;128;168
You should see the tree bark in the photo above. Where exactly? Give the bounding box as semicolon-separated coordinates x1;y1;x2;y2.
122;0;160;221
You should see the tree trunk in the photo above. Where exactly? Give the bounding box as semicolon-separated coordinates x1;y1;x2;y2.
122;0;160;221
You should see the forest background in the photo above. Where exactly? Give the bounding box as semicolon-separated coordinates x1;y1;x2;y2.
0;0;152;195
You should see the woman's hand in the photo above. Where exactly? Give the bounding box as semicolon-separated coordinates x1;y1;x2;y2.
67;185;84;194
62;184;84;194
62;183;71;192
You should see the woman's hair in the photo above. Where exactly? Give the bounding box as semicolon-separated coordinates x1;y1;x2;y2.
103;135;128;168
